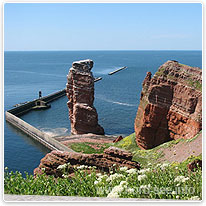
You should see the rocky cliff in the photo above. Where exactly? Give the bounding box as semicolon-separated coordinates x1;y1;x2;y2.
66;59;104;135
34;147;140;177
135;60;202;149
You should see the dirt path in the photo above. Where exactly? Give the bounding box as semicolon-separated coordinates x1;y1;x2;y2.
54;133;116;145
158;132;202;163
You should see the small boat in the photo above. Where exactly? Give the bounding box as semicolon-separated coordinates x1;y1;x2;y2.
108;67;127;75
94;77;102;82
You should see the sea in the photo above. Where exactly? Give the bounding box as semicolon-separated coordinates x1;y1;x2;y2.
4;50;202;174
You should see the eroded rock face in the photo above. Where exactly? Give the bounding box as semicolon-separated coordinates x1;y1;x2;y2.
34;147;140;177
66;59;104;135
187;159;202;172
135;60;202;149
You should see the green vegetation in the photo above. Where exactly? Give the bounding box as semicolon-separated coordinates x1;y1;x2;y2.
187;79;202;91
154;67;165;77
68;142;111;154
113;132;201;167
4;132;202;200
114;133;139;152
4;160;202;200
114;133;165;166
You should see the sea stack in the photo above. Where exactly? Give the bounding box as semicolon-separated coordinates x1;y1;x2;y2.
135;60;202;149
66;59;104;135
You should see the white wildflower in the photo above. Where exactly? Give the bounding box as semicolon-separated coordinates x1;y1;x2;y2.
189;196;201;200
107;183;126;198
62;174;68;178
148;163;152;166
172;191;177;195
94;180;99;185
138;168;150;174
5;167;8;170
113;164;116;167
119;166;128;172
160;163;169;169
120;181;128;186
57;164;67;170
127;188;135;194
97;174;108;182
176;195;180;199
174;176;189;183
156;163;161;168
96;173;102;177
41;168;45;172
107;191;119;198
77;165;86;170
126;168;137;175
175;167;178;169
140;184;151;190
106;173;124;182
138;174;147;181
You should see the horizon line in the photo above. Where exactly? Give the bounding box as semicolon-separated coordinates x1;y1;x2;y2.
4;49;202;52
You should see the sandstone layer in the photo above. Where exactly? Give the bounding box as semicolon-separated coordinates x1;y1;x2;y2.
135;60;202;149
34;147;140;177
66;59;104;135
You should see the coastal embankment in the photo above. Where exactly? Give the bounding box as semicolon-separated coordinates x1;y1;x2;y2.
8;89;66;116
5;112;73;152
5;89;73;152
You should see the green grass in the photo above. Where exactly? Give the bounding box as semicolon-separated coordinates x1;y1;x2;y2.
114;133;164;167
187;79;202;91
4;133;202;200
113;132;201;167
4;159;202;200
68;142;112;154
154;66;165;77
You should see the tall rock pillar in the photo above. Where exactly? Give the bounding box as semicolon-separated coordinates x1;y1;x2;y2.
66;59;104;135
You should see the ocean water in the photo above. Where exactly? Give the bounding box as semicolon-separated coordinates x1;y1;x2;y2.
4;50;202;174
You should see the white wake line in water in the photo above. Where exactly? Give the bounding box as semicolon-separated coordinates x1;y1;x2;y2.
112;101;136;107
97;97;136;107
39;127;69;137
6;70;65;78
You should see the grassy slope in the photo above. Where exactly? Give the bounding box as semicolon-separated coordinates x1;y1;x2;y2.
65;131;201;168
114;132;202;168
67;142;112;154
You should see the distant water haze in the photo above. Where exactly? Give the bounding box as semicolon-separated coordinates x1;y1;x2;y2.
4;50;202;174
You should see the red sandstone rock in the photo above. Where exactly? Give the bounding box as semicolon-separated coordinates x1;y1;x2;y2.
135;60;202;149
187;159;202;172
66;59;104;135
113;136;123;143
34;147;140;177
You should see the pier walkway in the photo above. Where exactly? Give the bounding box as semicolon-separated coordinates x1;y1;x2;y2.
5;88;73;152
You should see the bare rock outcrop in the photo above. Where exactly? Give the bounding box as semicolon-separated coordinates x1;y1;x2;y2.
66;59;104;135
34;147;140;177
135;60;202;149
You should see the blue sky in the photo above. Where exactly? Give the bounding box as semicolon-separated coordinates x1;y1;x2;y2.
4;3;202;51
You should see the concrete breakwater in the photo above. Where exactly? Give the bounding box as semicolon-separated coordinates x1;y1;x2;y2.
8;89;66;116
5;112;72;152
5;88;74;152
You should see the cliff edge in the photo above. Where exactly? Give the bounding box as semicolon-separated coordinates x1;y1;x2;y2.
135;60;202;149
